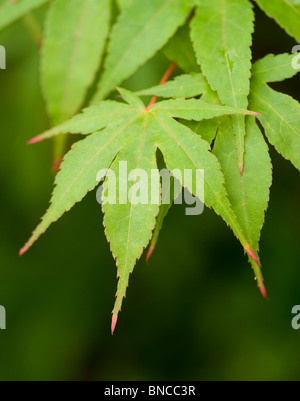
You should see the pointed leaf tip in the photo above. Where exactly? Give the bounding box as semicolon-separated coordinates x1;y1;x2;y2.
259;284;268;300
111;315;118;335
245;245;262;268
19;247;27;256
27;135;43;145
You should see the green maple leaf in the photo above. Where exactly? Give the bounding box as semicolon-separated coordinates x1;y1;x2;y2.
93;0;195;101
136;73;210;99
20;87;260;332
41;0;111;166
0;0;50;31
138;71;272;295
250;53;300;171
136;72;222;143
149;53;300;295
255;0;300;43
163;24;199;73
191;0;254;174
42;0;111;124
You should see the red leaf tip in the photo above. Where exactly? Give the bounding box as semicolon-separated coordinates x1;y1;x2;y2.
245;245;261;267
111;315;118;335
259;284;268;300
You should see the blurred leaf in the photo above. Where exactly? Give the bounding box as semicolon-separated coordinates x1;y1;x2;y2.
183;87;221;144
255;0;300;42
136;73;209;99
42;0;111;123
250;54;300;171
0;0;50;31
146;151;181;261
252;53;297;83
163;24;199;73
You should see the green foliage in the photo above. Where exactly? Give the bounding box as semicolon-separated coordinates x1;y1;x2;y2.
214;117;272;280
1;0;299;331
0;0;50;31
163;24;199;73
250;54;300;172
94;0;195;101
255;0;300;43
191;0;254;173
42;0;111;124
21;88;257;320
136;73;210;99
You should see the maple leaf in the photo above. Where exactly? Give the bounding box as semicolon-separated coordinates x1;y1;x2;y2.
6;0;298;334
138;70;272;297
93;0;196;101
41;0;111;169
0;0;50;32
140;52;300;299
191;0;254;174
42;0;111;124
250;53;300;172
20;87;260;332
255;0;300;43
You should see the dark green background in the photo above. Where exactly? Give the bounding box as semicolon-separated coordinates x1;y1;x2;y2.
0;4;300;381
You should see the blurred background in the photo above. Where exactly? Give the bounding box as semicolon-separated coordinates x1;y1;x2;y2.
0;3;300;381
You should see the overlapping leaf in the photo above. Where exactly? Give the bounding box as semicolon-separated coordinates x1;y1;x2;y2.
93;0;195;101
163;24;199;73
250;54;300;171
191;0;254;173
213;117;272;292
136;72;221;145
42;0;111;123
21;88;260;329
0;0;50;31
141;68;272;292
136;73;210;99
116;0;133;12
255;0;300;43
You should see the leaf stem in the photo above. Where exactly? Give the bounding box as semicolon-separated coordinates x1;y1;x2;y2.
147;61;177;109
